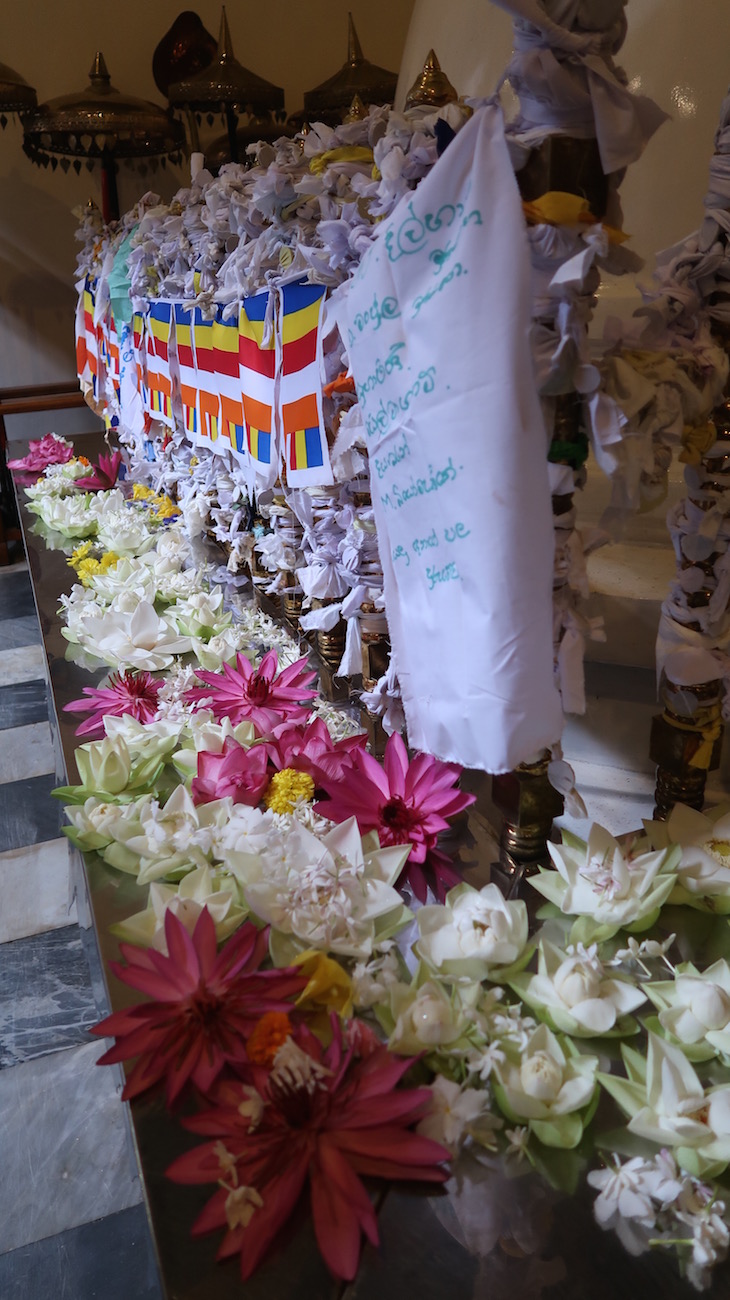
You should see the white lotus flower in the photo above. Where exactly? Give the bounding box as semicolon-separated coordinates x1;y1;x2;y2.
86;556;159;606
388;978;476;1055
190;624;254;670
95;509;155;556
238;816;411;961
601;1033;730;1177
643;960;730;1060
510;939;646;1037
101;785;231;884
75;600;192;670
646;804;730;907
492;1023;599;1149
64;796;143;853
111;864;247;949
415;882;530;983
168;588;231;639
531;825;679;940
29;492;98;537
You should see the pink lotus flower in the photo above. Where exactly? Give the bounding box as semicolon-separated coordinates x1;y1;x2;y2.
73;449;123;491
8;433;74;472
64;668;162;738
185;649;318;735
167;1017;449;1281
315;731;475;903
192;739;270;807
91;908;306;1106
262;718;368;787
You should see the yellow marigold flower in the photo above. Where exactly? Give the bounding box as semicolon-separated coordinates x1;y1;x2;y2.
293;950;353;1019
69;540;94;568
263;768;315;814
99;551;120;571
246;1012;292;1066
152;494;181;520
132;483;155;502
76;558;102;586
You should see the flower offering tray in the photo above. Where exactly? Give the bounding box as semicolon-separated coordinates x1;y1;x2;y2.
14;433;730;1300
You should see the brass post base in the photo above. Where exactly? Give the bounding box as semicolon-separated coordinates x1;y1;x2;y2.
653;765;707;820
649;675;723;821
492;750;564;874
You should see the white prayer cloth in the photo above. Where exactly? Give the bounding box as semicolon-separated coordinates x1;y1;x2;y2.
335;105;562;773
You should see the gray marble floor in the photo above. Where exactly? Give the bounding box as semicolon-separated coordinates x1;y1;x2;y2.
0;677;49;729
0;1204;162;1300
0;558;157;1294
0;772;65;852
0;614;42;650
0;569;35;622
0;1039;143;1253
0;924;99;1067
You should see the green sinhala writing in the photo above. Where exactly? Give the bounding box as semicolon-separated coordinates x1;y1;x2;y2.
379;457;459;511
364;367;436;440
357;343;406;408
347;293;401;346
374;432;410;480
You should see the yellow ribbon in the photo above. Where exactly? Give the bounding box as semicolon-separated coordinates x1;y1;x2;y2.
309;145;375;175
663;704;723;770
522;190;629;245
679;419;718;466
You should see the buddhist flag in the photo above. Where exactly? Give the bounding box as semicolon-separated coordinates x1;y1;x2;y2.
107;311;121;406
277;282;332;487
213;310;247;460
173;303;200;443
83;277;100;402
191;307;221;448
239;293;276;486
145;301;175;428
75;277;90;385
243;394;274;479
280;282;325;376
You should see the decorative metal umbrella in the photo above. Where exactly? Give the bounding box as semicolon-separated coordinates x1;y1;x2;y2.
0;60;37;126
167;7;284;165
22;53;185;222
301;12;398;126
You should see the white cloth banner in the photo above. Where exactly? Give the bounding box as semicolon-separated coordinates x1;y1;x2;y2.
334;105;562;773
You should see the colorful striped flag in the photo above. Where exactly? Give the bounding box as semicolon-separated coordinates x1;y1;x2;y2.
144;302;175;429
281;392;325;473
191;308;222;450
280;282;326;376
277;281;332;487
238;293;276;485
213;310;247;459
173;304;200;445
243;394;273;469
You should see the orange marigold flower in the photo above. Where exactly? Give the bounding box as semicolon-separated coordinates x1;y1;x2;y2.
246;1012;293;1066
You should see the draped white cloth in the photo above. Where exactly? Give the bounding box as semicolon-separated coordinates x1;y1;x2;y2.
335;106;562;773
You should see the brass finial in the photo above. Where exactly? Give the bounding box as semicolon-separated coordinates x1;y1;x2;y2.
217;7;233;62
404;49;458;110
347;13;364;66
343;93;367;122
89;52;111;87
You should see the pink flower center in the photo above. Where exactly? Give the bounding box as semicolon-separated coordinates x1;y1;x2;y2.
248;673;271;704
380;796;418;839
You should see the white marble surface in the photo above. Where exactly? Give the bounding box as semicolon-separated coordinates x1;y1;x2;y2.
0;1040;142;1255
0;839;76;943
0;645;45;687
0;722;55;784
